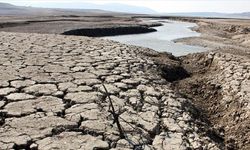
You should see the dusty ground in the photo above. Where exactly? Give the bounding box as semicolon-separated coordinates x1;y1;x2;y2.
174;18;250;57
0;15;160;35
0;15;249;150
175;52;250;150
0;32;224;149
173;18;250;149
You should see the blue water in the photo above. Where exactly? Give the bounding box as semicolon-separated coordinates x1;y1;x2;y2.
103;20;208;56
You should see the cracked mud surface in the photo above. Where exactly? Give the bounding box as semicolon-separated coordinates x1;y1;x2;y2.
0;32;223;149
172;18;250;149
176;52;250;150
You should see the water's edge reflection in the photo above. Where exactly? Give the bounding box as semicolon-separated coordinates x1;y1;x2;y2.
102;20;208;56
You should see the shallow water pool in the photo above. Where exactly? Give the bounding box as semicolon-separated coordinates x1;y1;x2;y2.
103;20;208;56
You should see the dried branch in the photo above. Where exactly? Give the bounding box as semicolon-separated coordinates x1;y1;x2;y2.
102;84;153;149
102;84;125;139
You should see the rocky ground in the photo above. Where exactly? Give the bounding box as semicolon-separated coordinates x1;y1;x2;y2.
0;32;224;149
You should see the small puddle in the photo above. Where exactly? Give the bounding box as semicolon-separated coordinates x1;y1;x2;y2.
102;20;208;56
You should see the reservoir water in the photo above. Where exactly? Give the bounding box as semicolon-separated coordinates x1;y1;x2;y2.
103;20;208;56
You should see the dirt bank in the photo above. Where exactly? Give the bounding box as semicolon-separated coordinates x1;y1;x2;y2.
167;18;250;150
140;46;250;150
174;18;250;57
62;25;156;37
0;15;162;35
176;52;249;150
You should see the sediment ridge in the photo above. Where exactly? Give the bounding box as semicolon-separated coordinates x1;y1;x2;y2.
174;18;250;57
62;26;157;37
0;15;162;35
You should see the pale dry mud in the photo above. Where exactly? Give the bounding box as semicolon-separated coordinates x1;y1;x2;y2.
176;52;250;150
168;18;250;149
0;16;161;35
0;31;222;150
174;20;250;57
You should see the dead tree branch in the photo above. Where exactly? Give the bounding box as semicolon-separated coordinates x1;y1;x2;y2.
102;84;125;139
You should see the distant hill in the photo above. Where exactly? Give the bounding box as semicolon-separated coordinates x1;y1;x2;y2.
231;12;250;18
1;2;249;18
0;2;15;8
0;2;118;16
0;2;156;16
163;12;228;18
163;12;250;19
0;2;48;15
78;3;156;14
38;2;156;14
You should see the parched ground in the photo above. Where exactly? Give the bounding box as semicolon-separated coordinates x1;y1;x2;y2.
174;18;250;57
0;32;223;150
0;17;249;150
176;52;250;150
173;18;250;149
0;16;160;35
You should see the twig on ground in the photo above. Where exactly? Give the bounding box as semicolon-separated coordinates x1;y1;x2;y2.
102;84;125;139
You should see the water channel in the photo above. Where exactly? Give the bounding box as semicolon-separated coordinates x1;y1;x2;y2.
103;20;208;56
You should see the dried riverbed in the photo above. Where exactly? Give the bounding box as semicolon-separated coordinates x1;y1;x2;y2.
0;16;249;150
0;32;222;149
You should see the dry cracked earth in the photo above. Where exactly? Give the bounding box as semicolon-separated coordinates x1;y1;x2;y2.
0;31;247;150
177;52;250;150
